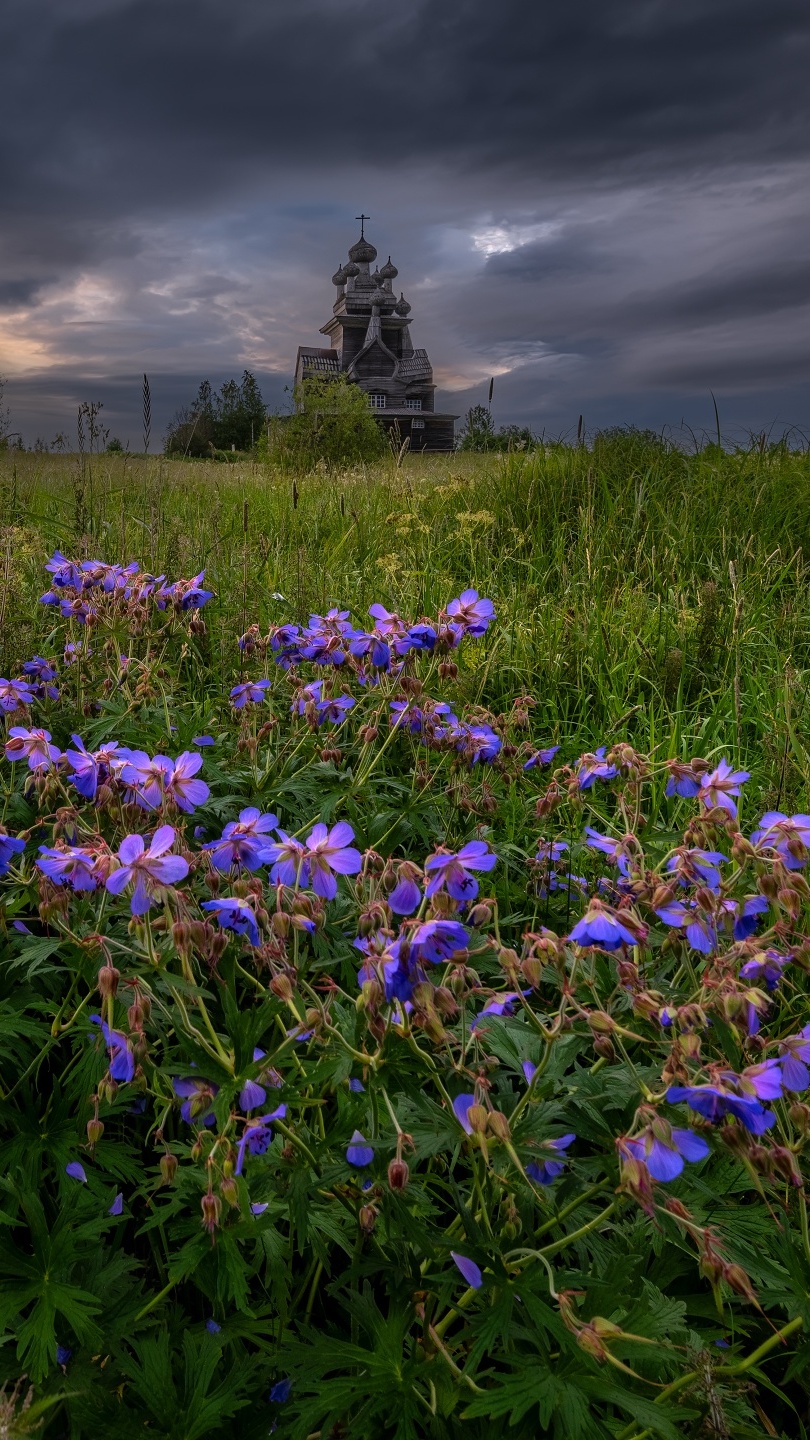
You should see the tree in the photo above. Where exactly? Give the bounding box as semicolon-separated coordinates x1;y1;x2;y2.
165;372;267;456
266;374;387;469
457;404;496;451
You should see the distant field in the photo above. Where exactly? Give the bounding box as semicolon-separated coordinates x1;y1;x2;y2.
3;434;810;807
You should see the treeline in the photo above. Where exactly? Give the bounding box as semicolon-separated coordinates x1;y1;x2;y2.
165;371;267;456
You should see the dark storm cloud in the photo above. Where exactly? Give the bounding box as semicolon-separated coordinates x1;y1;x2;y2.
1;0;809;442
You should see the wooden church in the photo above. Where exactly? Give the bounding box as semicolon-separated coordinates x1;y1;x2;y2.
294;220;457;451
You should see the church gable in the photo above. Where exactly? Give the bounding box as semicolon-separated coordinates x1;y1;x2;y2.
351;338;397;380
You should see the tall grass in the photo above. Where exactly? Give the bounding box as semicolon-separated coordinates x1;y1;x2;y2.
3;433;810;808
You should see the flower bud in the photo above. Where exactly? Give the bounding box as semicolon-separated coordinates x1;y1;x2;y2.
220;1176;240;1208
466;1104;489;1135
789;1101;810;1135
270;972;294;1001
172;919;192;956
359;1203;377;1234
467;901;493;929
723;1263;757;1304
86;1117;104;1145
97;963;120;998
521;955;544;988
97;1076;118;1104
190;1138;204;1162
160;1152;178;1184
438;660;458;681
593;1035;615;1060
201;1191;222;1234
587;1011;615;1034
433;985;458;1019
488;1111;511;1143
388;1158;410;1191
358;724;379;744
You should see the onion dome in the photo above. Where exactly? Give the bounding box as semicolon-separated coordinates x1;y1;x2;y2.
332;263;347;287
395;293;411;316
344;260;360;278
371;268;382;286
348;234;377;264
379;256;398;282
370;284;390;307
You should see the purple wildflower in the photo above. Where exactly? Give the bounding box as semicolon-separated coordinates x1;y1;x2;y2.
523;745;561;770
5;726;61;770
0;677;36;712
568;901;641;950
66;1162;87;1183
665;760;704;799
269;1378;292;1404
576;747;618;789
239;1078;267;1112
472;990;529;1030
750;811;810;869
90;1015;135;1082
665;847;727;892
202;896;261;947
262;831;309;887
780;1026;810;1092
424;841;496;903
165;751;210;812
452;1094;477;1135
316;693;355;725
666;1081;774;1134
445;589;495;638
655;900;718;954
346;1130;374;1167
0;831;25;874
105;825;189;915
739;948;791;992
192;735;215;747
206;1319;221;1335
64;735;123;800
108;1194;124;1216
622;1126;709;1182
584;826;632;877
37;844;100;891
251;1202;269;1215
387;863;423;915
698;758;750;818
230;678;271;708
410;919;469;963
726;894;769;942
304;821;362;900
173;1076;219;1125
235;1105;287;1174
204;807;279;871
450;1252;483;1288
526;1133;576;1185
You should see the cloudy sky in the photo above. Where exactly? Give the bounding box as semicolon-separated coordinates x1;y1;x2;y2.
1;0;809;447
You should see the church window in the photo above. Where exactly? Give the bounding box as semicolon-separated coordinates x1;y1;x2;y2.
411;419;425;430
369;393;387;409
405;398;422;411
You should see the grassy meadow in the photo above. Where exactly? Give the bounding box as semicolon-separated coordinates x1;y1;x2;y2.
3;433;810;808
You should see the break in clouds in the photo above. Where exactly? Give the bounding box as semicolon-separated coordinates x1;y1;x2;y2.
1;0;809;444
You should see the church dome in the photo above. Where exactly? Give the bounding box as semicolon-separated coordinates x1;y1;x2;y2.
332;264;347;287
379;256;398;281
370;285;392;307
348;235;377;264
395;293;411;315
344;259;360;278
371;268;382;286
